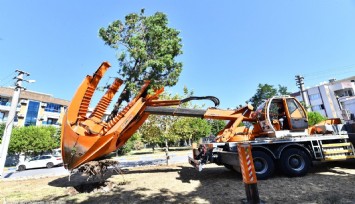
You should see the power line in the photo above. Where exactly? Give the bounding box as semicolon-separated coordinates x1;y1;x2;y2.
0;71;16;87
302;66;355;78
0;77;15;87
305;70;355;81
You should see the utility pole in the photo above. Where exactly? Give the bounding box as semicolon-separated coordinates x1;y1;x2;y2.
0;70;32;178
295;75;310;111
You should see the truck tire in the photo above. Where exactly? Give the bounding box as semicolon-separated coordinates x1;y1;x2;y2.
252;151;275;180
279;148;310;177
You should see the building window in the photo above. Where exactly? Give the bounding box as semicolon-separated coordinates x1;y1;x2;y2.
312;105;324;111
43;118;58;125
334;88;354;97
0;97;10;106
0;111;4;122
25;101;39;126
309;93;321;100
45;103;62;113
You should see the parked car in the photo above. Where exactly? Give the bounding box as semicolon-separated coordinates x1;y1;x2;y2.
16;155;63;171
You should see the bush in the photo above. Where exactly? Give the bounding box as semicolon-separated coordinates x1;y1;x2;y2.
116;133;144;155
116;139;134;155
308;111;327;126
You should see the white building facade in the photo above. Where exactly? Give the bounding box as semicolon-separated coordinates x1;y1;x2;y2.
294;76;355;120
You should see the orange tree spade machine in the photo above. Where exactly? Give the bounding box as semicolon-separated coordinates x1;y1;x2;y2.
61;62;355;180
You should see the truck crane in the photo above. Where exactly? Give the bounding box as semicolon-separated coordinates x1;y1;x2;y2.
61;62;355;179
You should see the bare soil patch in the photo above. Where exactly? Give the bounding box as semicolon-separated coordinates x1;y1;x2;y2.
1;160;355;203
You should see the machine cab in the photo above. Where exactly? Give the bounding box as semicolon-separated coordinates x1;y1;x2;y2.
255;96;308;138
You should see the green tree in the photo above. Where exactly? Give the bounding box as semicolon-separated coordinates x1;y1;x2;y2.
278;85;291;95
9;126;60;155
139;115;165;151
117;133;143;155
208;119;226;136
138;89;192;151
249;84;291;108
0;123;5;143
307;111;327;126
171;117;211;145
99;9;183;118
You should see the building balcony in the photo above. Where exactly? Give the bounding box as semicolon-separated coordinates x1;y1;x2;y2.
0;104;11;112
42;112;60;119
19;99;28;105
332;81;353;91
17;113;25;118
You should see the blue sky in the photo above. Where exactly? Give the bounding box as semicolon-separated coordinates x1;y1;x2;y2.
1;1;355;109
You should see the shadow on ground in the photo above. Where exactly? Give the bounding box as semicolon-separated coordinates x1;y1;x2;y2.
46;160;355;203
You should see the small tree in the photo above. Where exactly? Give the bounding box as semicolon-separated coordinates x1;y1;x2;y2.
139;118;164;151
308;111;327;126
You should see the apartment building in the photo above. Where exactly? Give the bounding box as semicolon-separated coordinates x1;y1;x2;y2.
0;87;70;127
293;76;355;120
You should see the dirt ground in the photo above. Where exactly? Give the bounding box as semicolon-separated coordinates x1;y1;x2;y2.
1;160;355;203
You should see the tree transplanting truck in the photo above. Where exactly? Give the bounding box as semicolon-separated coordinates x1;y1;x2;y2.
60;62;355;179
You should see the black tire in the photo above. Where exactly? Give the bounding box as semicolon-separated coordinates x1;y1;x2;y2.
46;162;54;168
18;165;26;171
279;148;311;177
252;151;275;180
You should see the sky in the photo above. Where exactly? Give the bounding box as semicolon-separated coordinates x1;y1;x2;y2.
1;1;355;109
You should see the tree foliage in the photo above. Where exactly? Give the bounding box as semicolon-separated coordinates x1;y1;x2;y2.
9;126;60;154
171;117;211;145
117;133;143;155
249;84;291;108
99;9;183;117
137;88;215;151
208;119;226;136
278;85;291;96
138;92;181;149
307;111;327;126
0;123;5;143
139;115;166;146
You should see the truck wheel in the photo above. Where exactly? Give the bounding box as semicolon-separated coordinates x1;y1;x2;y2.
279;148;310;177
252;151;275;180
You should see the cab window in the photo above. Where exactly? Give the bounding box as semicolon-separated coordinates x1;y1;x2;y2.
286;98;306;118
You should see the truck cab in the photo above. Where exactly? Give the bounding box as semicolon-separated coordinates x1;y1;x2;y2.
255;96;309;138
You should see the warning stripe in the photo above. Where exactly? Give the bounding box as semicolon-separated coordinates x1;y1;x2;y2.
237;143;257;184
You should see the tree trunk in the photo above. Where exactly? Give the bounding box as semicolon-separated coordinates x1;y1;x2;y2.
107;86;131;122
